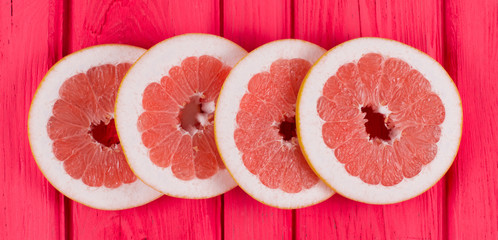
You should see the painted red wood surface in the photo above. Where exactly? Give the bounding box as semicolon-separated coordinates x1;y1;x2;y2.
1;0;496;239
445;0;498;238
0;0;65;239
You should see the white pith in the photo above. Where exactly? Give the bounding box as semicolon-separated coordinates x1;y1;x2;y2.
215;40;334;209
297;38;463;204
28;45;162;210
115;34;247;198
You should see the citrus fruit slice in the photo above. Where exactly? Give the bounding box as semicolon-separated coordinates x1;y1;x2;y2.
28;44;162;210
215;39;334;209
297;37;463;204
115;34;247;198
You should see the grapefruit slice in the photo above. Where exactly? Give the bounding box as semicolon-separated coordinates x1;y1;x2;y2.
115;34;247;198
297;37;463;204
215;39;334;209
28;44;162;210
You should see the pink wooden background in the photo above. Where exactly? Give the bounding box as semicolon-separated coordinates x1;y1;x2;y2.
1;0;497;239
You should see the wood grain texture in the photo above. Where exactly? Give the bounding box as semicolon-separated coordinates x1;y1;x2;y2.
223;188;293;240
223;0;291;51
294;0;361;49
0;0;65;239
294;0;446;239
445;0;498;239
70;197;222;239
66;0;222;239
67;0;220;51
222;0;294;239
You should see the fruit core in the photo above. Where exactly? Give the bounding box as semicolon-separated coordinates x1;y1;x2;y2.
179;95;212;135
361;106;392;142
90;119;120;147
279;116;297;141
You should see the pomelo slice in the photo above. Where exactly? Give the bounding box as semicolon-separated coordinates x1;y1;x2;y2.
297;37;463;204
28;44;162;210
215;39;334;209
115;34;247;198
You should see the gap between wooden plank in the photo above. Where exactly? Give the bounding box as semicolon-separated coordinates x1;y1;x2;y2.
61;0;73;239
220;0;224;37
221;194;225;240
63;197;72;240
291;1;297;238
441;1;450;239
62;0;72;57
290;0;295;39
51;0;68;238
292;210;297;240
291;2;296;239
219;0;226;239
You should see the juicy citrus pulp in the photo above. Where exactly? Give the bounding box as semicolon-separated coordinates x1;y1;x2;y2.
115;34;247;198
317;53;444;186
49;63;136;188
139;55;230;180
297;38;463;204
235;58;319;193
28;44;162;210
215;39;334;209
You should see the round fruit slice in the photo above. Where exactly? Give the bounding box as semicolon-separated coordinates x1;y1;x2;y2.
215;39;334;209
115;34;247;198
297;37;463;204
28;44;162;210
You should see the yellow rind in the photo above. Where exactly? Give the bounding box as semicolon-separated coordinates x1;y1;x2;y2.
295;37;463;205
28;44;162;210
115;33;247;199
214;39;332;209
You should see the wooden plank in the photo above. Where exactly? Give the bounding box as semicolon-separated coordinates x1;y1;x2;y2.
71;198;222;239
0;0;65;239
445;0;498;238
223;0;292;51
67;0;221;51
294;0;446;239
67;0;222;239
222;0;294;239
223;188;293;239
294;0;361;49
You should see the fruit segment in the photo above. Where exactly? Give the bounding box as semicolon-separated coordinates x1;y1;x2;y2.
317;54;445;186
235;59;319;193
47;64;137;188
139;55;228;180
